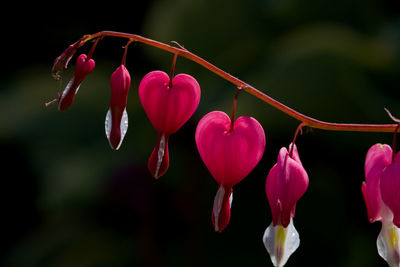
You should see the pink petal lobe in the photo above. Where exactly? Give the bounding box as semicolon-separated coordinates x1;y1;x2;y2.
381;160;400;227
139;71;201;134
363;143;392;222
195;111;266;187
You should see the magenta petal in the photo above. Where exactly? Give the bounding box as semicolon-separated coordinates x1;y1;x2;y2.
139;71;201;134
381;160;400;227
266;144;309;227
58;54;95;111
195;111;266;187
363;143;392;222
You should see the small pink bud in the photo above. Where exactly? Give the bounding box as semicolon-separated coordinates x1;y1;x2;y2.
51;39;85;80
361;143;392;223
381;152;400;227
105;64;131;150
139;70;201;178
265;144;309;228
58;54;95;111
195;110;266;231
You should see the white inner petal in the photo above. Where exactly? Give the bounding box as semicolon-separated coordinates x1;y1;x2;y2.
377;222;400;266
263;218;300;267
104;108;129;150
105;108;112;140
213;185;225;232
154;134;166;178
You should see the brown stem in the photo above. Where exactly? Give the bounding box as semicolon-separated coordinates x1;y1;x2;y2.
169;53;178;88
289;122;307;157
229;88;242;132
121;39;134;65
71;31;399;133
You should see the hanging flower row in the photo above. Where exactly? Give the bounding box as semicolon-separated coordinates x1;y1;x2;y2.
47;32;400;267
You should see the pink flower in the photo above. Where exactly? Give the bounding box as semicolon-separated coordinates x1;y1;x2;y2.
263;143;308;267
139;70;201;178
361;143;392;223
265;144;309;228
362;143;400;266
58;54;95;111
105;64;131;150
195;110;266;231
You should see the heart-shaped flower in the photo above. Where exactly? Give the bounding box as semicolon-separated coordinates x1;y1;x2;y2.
139;70;201;178
195;110;266;231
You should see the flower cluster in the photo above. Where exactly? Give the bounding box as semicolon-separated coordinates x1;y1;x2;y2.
49;34;400;267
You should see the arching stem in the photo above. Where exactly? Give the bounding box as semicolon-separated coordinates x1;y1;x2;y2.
63;31;399;134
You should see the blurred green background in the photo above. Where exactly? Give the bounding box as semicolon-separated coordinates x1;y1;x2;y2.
1;0;400;266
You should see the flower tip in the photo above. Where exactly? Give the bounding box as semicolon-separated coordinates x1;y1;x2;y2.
105;108;128;151
148;134;169;179
263;219;300;267
211;185;233;232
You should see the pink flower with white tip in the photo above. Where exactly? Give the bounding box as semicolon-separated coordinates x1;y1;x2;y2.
263;143;309;267
362;143;400;267
57;54;95;111
105;64;131;150
139;70;201;178
195;110;266;232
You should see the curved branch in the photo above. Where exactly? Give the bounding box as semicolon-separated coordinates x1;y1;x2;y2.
79;31;398;133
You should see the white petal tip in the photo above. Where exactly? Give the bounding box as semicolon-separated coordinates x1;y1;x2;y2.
105;108;129;150
263;219;300;267
377;222;400;267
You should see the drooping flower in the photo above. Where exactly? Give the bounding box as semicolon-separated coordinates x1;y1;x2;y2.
57;54;95;111
139;70;201;178
362;143;400;267
105;64;131;150
263;143;308;267
195;110;266;232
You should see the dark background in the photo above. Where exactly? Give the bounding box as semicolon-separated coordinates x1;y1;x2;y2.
1;0;400;266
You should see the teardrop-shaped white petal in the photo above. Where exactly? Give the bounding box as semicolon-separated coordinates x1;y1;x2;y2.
263;218;300;267
212;185;233;232
377;222;400;267
104;108;129;150
154;134;166;178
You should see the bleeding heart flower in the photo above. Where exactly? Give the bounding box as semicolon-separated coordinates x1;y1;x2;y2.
139;70;201;178
105;64;131;150
58;54;95;111
195;110;266;232
362;143;400;266
263;143;308;267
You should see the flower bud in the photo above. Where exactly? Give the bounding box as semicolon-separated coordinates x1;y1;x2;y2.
58;54;95;111
105;64;131;150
